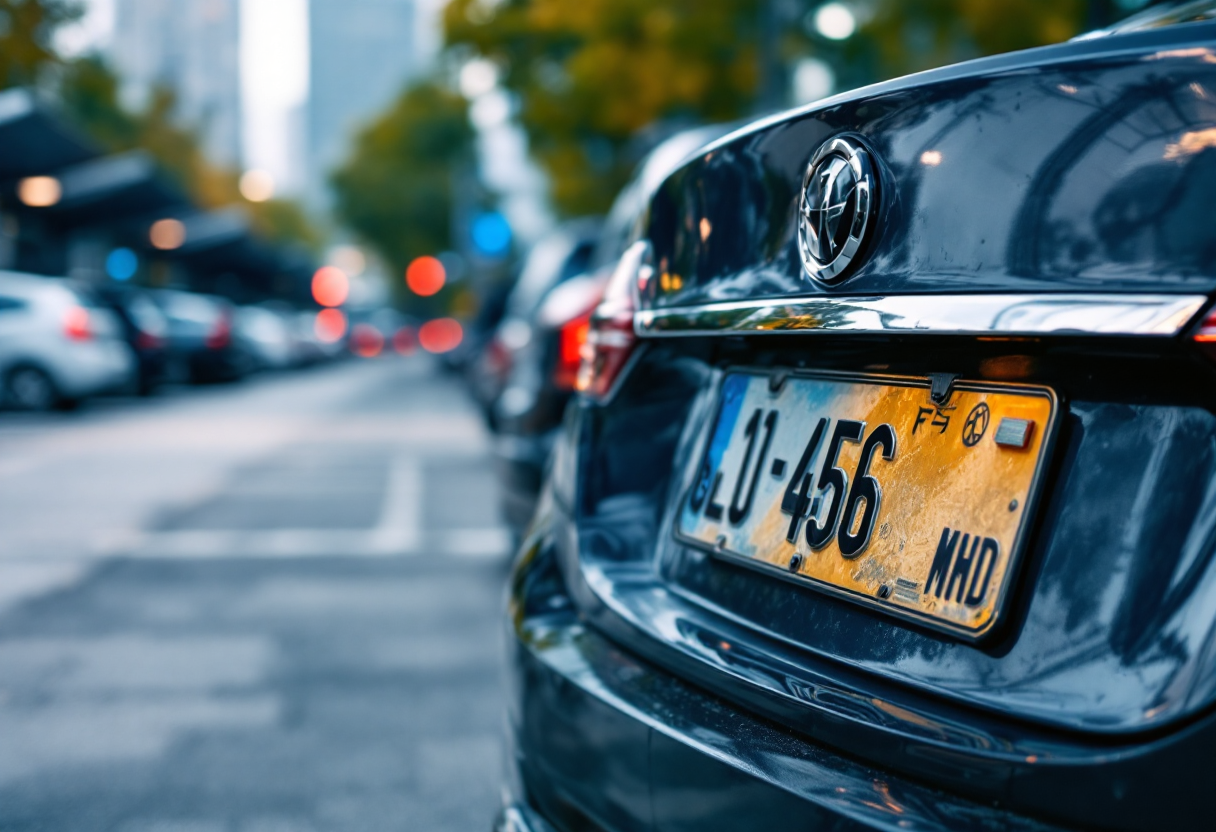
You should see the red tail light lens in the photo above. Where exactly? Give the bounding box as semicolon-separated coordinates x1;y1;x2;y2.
63;306;92;340
1193;308;1216;362
576;240;650;400
206;314;231;349
136;331;164;350
554;309;593;391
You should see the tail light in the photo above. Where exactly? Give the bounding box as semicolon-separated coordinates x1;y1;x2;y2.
205;314;231;349
576;240;650;400
1193;308;1216;344
136;331;164;350
537;277;602;392
63;306;92;340
554;309;593;390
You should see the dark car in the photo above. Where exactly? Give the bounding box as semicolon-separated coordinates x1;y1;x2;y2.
490;130;733;539
151;289;250;384
482;218;602;529
500;8;1216;832
95;285;170;394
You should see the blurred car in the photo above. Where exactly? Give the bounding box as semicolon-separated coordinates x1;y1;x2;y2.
490;129;728;539
471;219;602;427
151;289;250;383
0;271;134;411
235;305;295;371
95;285;170;395
500;8;1216;832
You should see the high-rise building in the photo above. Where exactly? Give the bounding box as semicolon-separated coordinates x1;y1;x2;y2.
307;0;419;206
109;0;243;168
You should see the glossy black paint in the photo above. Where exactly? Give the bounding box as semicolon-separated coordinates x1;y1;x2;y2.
643;23;1216;307
502;21;1216;832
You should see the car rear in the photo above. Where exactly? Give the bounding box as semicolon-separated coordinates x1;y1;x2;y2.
502;17;1216;832
0;273;134;408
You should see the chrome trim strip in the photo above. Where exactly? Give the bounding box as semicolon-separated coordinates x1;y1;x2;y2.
635;293;1208;338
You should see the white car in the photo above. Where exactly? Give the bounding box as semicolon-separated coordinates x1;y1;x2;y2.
0;272;135;411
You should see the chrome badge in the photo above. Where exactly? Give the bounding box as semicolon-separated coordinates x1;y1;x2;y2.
798;136;878;283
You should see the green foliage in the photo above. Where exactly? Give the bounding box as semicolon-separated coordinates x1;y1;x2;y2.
444;0;1113;217
829;0;1091;90
445;0;769;215
0;0;81;88
330;80;474;286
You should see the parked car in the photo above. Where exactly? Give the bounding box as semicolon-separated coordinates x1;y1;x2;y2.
0;271;134;410
471;219;601;429
151;289;250;384
490;129;728;540
94;285;170;395
499;8;1216;832
235;304;295;371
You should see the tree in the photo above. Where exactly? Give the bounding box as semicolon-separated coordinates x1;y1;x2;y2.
828;0;1091;92
330;79;475;297
445;0;773;215
0;0;81;89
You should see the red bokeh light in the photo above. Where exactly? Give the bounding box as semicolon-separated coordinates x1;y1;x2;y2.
418;318;463;354
350;323;385;358
63;306;91;340
406;256;445;297
392;326;417;355
314;308;347;343
312;266;349;307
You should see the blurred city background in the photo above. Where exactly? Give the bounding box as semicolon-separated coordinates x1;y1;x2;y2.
0;1;1157;830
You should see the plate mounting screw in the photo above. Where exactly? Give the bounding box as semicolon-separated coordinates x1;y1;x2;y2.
877;584;892;599
788;553;803;572
769;371;789;394
1008;498;1019;512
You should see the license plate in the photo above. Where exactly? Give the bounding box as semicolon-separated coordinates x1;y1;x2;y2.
676;371;1057;639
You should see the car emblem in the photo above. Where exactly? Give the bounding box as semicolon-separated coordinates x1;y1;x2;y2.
798;136;878;283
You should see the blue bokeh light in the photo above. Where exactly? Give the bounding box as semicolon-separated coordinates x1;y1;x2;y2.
470;211;511;257
106;247;138;281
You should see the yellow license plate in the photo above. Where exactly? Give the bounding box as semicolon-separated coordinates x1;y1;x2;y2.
677;371;1057;639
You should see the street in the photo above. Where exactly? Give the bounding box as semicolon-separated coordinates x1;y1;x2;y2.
0;358;509;832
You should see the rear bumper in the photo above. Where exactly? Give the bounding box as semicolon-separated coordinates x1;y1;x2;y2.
504;605;1065;832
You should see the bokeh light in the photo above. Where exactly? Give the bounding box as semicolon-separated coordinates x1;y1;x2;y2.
470;211;511;256
392;326;417;355
150;218;186;250
350;323;385;358
311;266;349;307
406;256;446;296
418;318;463;354
814;3;857;40
330;244;366;277
314;308;347;343
106;248;138;281
239;169;276;202
18;176;62;207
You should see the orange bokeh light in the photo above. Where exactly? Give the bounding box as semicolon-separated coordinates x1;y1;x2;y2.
350;323;385;358
314;308;347;343
406;256;445;297
312;266;349;307
418;318;463;354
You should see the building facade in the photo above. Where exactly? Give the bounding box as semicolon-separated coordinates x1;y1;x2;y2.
109;0;243;169
307;0;419;207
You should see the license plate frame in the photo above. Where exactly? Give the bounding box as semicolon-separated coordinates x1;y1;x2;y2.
674;369;1059;640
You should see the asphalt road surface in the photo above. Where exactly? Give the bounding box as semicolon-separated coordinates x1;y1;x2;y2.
0;358;511;832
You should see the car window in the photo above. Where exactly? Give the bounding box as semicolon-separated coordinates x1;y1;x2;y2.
160;292;220;324
127;294;168;335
